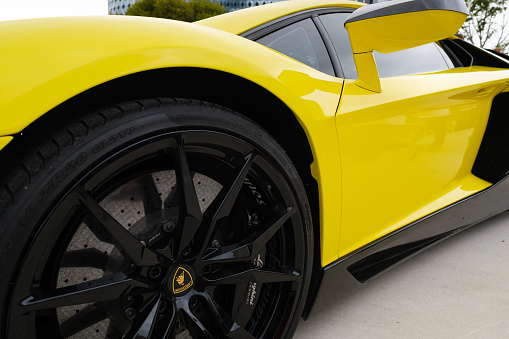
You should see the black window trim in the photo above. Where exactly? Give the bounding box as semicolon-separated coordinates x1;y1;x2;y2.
312;14;345;78
440;39;474;67
243;7;355;79
433;41;456;69
439;40;467;67
241;8;324;40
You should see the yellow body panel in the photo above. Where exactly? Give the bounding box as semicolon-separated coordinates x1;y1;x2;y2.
197;0;360;34
336;67;509;257
0;14;345;266
349;52;381;93
345;8;467;92
0;136;13;152
347;10;467;54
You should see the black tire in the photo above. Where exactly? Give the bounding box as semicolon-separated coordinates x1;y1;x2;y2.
0;98;313;339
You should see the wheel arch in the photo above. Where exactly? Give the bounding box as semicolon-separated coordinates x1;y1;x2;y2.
0;67;324;316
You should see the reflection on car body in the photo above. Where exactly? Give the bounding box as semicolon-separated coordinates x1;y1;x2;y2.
1;0;508;337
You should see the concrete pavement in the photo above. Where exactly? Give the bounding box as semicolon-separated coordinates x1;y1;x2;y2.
295;212;509;339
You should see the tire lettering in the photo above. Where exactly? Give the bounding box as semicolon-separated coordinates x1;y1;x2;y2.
39;153;89;202
108;134;118;145
92;140;108;153
17;216;27;233
26;204;36;219
64;161;76;177
92;127;135;153
51;171;65;188
40;182;51;201
76;152;87;165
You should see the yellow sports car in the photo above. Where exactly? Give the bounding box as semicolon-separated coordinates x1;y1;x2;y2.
1;0;508;337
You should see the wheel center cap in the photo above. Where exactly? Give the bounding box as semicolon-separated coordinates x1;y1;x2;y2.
167;264;196;296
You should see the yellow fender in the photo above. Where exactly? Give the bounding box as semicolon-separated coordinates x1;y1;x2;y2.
0;15;344;266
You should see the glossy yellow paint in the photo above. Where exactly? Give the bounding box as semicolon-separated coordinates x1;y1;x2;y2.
197;0;361;34
346;11;467;55
0;13;345;266
0;136;13;152
336;67;509;258
350;52;381;93
345;9;467;92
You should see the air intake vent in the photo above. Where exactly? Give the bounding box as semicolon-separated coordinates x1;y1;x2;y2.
472;92;509;184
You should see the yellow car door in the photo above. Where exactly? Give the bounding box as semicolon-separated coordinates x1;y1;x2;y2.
337;68;509;257
319;12;509;257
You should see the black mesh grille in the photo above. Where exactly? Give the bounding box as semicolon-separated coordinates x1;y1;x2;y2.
472;92;509;184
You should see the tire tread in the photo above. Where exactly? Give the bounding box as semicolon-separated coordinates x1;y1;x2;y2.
0;98;177;223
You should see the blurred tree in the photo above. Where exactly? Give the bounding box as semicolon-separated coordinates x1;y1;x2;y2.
126;0;226;22
461;0;508;48
125;0;156;17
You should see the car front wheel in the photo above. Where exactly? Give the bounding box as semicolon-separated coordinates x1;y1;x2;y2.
0;98;313;339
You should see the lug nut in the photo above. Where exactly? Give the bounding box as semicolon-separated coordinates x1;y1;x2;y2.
125;307;136;320
211;239;220;249
163;221;175;233
203;265;213;275
148;266;163;279
182;246;192;257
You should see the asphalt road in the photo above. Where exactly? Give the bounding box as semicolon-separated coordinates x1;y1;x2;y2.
295;211;509;339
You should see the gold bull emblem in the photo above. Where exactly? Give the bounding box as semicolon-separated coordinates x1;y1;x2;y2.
172;267;194;294
176;272;185;285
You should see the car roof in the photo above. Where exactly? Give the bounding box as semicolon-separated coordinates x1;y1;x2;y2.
196;0;362;35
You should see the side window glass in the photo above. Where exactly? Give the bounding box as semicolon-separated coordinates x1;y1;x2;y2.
256;18;335;76
319;13;453;79
373;44;451;78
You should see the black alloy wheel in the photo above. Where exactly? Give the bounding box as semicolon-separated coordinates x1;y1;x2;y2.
0;99;313;338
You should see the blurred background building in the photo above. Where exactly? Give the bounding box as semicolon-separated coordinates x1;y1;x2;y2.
109;0;137;14
214;0;281;11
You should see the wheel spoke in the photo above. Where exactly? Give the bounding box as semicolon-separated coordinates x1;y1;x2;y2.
161;302;178;339
60;248;110;269
173;137;203;258
202;292;255;339
204;265;300;286
202;206;294;264
84;215;115;244
19;272;148;312
209;153;255;221
197;153;255;256
59;303;109;337
180;307;214;339
76;189;161;266
138;174;163;215
106;322;125;338
125;294;162;339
